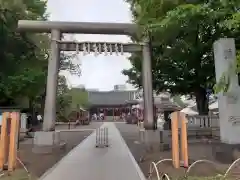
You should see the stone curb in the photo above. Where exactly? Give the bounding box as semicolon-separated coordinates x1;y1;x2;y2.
114;123;146;180
39;128;98;180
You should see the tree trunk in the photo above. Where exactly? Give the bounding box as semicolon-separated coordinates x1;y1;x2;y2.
195;87;209;115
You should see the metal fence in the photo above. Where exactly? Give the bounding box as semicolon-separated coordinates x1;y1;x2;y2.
185;115;220;139
95;127;109;148
186;115;219;128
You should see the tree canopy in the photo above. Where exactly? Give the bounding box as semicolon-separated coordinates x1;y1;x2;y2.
123;0;240;114
0;0;81;118
0;0;49;106
68;88;89;109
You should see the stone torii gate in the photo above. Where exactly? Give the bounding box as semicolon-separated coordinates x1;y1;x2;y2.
18;20;154;149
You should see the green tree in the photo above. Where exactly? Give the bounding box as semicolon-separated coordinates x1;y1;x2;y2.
0;0;82;113
68;88;89;110
0;0;48;106
56;75;72;121
123;0;240;114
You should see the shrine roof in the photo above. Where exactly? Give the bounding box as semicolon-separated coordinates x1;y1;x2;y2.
154;96;181;109
88;90;136;106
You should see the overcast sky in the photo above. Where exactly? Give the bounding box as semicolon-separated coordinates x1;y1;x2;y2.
47;0;135;91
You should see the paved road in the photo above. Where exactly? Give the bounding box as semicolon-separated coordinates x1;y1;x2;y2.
114;123;146;162
40;122;146;180
19;122;103;177
115;123;240;178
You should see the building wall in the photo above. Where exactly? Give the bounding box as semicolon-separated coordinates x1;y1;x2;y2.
89;105;131;116
76;84;85;89
114;84;126;91
86;88;99;91
88;90;137;106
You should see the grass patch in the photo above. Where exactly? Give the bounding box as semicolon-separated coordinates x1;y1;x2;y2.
0;169;37;180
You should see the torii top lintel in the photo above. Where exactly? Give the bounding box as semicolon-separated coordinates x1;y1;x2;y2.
18;20;138;35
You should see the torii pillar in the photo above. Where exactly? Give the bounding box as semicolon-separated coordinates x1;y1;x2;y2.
43;29;61;131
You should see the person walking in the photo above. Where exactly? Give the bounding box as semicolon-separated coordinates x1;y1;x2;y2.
37;113;42;123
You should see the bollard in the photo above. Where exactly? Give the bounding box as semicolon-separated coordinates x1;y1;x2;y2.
106;127;108;146
102;128;104;145
138;121;145;143
101;128;102;145
96;128;98;145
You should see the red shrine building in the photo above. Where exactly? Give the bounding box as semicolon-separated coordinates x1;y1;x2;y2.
88;90;137;120
87;90;181;124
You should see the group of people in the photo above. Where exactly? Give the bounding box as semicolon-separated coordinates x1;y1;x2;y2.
74;110;90;126
91;113;104;121
91;112;135;122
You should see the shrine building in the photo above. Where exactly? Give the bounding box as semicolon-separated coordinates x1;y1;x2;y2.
88;90;137;121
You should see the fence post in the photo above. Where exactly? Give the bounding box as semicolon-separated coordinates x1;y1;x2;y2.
104;127;106;145
96;128;98;146
180;112;189;168
171;111;180;168
0;112;10;170
106;127;108;146
100;128;102;146
8;112;20;171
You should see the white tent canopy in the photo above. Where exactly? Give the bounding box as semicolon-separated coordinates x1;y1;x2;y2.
209;101;218;110
180;107;198;115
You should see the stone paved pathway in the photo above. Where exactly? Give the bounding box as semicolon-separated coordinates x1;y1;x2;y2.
40;122;146;180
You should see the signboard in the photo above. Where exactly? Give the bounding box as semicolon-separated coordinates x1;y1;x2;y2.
224;48;234;61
